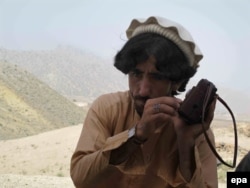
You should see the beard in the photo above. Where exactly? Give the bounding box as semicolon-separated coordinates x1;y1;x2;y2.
132;95;150;117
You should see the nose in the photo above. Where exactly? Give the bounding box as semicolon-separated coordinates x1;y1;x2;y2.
138;78;151;97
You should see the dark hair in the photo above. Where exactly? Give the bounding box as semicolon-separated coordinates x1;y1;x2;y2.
114;33;197;94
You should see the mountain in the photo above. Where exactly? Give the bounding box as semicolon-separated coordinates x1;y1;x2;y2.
0;46;248;123
0;61;86;140
0;46;128;101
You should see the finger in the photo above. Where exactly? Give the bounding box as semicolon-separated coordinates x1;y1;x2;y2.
147;97;181;111
205;97;217;123
152;103;177;116
152;103;161;113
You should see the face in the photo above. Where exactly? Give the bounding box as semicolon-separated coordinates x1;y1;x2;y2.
129;56;174;116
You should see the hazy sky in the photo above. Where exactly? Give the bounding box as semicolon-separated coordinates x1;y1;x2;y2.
0;0;249;91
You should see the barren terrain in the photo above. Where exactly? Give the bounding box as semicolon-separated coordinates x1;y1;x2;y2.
0;119;249;188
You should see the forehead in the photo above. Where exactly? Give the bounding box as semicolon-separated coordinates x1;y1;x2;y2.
135;56;159;72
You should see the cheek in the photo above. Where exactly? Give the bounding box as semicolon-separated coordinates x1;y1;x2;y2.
156;82;172;96
128;76;141;97
128;76;135;92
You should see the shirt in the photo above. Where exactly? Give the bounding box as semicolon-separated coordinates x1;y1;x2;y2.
70;91;218;188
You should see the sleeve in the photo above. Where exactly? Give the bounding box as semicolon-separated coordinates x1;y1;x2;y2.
70;97;130;187
175;129;218;188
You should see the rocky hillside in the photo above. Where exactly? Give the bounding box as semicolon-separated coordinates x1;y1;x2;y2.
0;47;127;100
0;61;86;140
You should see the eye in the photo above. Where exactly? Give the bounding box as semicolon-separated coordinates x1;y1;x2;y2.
130;69;142;78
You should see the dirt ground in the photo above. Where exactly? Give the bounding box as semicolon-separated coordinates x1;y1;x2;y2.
0;124;82;188
0;119;249;188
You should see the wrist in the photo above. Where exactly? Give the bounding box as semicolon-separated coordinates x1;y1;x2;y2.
128;126;147;145
136;123;148;141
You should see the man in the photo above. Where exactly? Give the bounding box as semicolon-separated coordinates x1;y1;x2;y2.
70;16;218;188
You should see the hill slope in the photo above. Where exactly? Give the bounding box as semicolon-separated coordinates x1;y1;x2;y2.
0;61;86;140
0;47;248;118
0;47;127;100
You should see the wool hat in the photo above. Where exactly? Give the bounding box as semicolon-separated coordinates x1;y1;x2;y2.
126;16;203;68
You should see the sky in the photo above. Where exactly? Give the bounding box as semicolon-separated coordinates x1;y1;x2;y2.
0;0;249;92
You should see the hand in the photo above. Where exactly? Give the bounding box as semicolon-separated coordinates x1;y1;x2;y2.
172;97;217;181
135;96;181;141
173;97;217;140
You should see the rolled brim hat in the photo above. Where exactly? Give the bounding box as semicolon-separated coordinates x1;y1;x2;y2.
126;16;203;68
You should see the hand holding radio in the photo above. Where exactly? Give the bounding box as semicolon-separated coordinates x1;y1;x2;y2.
136;79;218;141
135;78;237;168
177;79;237;168
174;96;216;140
172;79;218;139
178;79;218;124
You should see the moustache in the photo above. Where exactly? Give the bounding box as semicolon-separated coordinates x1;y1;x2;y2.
133;96;150;102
